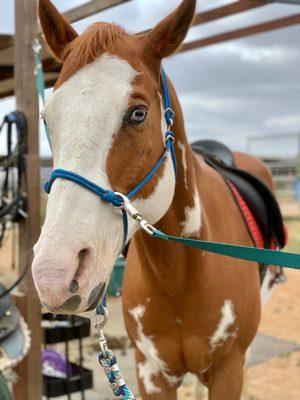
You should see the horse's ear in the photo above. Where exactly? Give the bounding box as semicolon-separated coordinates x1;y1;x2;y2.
39;0;78;61
144;0;196;59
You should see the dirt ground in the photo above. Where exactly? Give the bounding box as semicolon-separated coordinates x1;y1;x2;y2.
1;220;300;399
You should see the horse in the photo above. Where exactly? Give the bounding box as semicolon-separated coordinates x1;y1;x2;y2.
32;0;282;398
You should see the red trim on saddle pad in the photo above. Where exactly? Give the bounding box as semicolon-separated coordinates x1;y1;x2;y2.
229;182;265;249
229;182;289;253
283;224;289;247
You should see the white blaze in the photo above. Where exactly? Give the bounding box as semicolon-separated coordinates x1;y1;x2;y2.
34;54;138;306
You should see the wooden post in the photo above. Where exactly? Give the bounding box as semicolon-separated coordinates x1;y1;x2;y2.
13;0;42;399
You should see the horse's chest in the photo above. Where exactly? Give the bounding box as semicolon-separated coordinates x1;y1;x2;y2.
125;299;238;387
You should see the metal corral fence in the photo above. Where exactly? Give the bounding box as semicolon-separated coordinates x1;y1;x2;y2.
265;158;300;217
248;132;300;218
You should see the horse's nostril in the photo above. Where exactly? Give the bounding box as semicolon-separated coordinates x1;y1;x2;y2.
73;248;90;280
79;248;88;260
78;248;89;267
68;279;79;294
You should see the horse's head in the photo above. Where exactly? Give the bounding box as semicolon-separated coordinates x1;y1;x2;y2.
32;0;196;313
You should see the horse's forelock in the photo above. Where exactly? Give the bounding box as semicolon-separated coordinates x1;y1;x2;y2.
61;22;128;67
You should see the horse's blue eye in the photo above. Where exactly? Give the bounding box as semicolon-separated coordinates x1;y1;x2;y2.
124;106;148;125
132;109;146;122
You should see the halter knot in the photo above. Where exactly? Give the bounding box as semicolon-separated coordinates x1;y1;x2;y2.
102;190;116;204
102;190;124;208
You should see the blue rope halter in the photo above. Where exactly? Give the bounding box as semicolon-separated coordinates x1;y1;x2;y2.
44;69;177;250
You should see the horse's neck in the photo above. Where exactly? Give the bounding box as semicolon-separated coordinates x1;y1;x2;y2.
134;81;203;294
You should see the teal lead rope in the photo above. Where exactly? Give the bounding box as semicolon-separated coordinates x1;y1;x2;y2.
94;301;136;400
98;351;135;400
153;230;300;270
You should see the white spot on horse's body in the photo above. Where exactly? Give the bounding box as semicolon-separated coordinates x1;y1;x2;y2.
177;141;188;190
129;305;181;394
180;191;201;237
260;268;275;305
210;300;236;352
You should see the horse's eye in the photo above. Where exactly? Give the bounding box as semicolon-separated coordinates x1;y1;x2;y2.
124;106;148;125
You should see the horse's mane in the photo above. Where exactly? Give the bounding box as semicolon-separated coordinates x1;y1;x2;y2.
61;22;128;65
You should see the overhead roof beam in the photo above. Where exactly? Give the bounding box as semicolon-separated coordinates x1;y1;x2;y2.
180;12;300;53
191;0;270;27
272;0;300;4
0;75;60;99
0;1;298;99
141;1;269;34
0;35;13;51
63;0;131;24
0;66;13;80
0;1;130;51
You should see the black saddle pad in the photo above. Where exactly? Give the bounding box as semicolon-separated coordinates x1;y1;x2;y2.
191;141;285;250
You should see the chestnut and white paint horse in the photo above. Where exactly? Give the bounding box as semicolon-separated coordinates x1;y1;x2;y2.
33;0;278;398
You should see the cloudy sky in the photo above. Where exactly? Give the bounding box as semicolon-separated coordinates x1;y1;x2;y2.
1;0;300;157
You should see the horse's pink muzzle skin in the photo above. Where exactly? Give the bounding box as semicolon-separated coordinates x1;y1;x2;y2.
32;241;101;313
